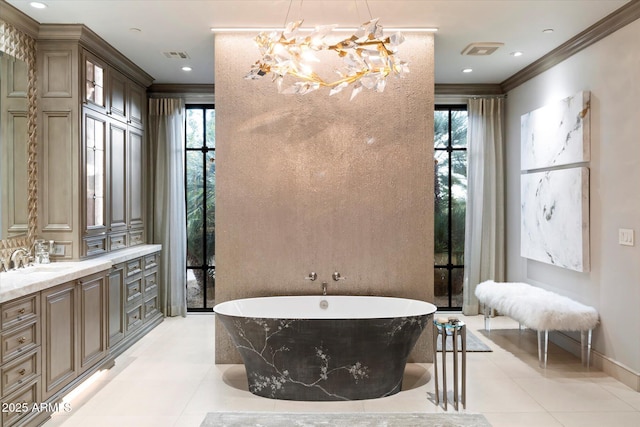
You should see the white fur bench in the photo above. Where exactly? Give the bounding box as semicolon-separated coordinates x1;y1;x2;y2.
475;280;599;368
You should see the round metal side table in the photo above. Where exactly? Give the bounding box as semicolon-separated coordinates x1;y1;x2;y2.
433;318;466;410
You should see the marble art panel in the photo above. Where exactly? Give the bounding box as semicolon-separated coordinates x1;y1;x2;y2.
521;167;589;272
521;91;590;170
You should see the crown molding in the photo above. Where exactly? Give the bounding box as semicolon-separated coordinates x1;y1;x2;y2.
148;83;215;96
501;0;640;92
0;0;39;39
435;84;504;96
38;23;154;87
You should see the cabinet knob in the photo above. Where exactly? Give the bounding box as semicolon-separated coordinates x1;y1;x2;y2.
18;368;26;376
18;308;26;314
18;336;27;344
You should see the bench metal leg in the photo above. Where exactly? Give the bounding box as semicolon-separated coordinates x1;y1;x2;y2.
537;330;548;368
483;305;492;332
581;329;593;368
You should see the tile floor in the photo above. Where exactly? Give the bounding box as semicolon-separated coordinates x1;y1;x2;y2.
42;313;640;427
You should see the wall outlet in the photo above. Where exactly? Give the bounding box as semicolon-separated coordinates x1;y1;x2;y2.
51;243;65;256
618;228;634;246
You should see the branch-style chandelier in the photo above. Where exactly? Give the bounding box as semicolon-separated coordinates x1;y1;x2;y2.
244;12;409;99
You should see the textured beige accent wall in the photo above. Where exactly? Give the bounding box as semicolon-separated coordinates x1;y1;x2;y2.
215;33;434;363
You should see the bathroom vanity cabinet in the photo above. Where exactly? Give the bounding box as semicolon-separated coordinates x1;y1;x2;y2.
0;294;41;427
37;25;153;260
41;271;108;400
0;245;162;427
108;251;162;358
0;271;108;427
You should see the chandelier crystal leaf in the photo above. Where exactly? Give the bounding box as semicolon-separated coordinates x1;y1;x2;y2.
244;18;409;99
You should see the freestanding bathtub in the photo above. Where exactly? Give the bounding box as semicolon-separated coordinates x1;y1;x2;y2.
214;295;437;401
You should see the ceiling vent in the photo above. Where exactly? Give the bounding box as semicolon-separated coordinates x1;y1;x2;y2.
163;51;190;59
461;42;504;56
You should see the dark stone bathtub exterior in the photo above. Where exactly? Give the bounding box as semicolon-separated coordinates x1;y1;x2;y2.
216;311;432;401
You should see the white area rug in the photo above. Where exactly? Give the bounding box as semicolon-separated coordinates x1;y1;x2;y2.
201;412;492;427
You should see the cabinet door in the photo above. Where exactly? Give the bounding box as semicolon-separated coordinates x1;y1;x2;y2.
42;282;77;400
128;82;145;129
83;109;108;236
79;273;107;373
108;264;125;347
129;127;144;231
108;69;127;123
83;52;107;114
108;120;127;232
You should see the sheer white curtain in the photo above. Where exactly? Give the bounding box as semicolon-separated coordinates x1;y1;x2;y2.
462;97;505;315
148;98;187;317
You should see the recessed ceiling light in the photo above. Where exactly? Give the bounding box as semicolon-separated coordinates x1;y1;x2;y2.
542;28;554;34
182;66;193;72
511;51;523;57
462;68;473;73
29;1;47;9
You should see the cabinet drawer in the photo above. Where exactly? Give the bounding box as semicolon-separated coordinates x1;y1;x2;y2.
109;232;128;251
144;253;158;270
1;348;40;397
1;295;39;331
125;304;143;333
143;269;158;294
129;230;144;247
126;258;143;277
1;321;39;364
84;236;107;257
1;376;40;427
143;294;159;322
125;278;142;304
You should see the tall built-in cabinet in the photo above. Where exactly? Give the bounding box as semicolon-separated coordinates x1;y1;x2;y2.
0;23;165;427
37;25;153;260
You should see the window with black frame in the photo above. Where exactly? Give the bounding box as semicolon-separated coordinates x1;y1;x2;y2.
185;105;215;312
434;105;468;309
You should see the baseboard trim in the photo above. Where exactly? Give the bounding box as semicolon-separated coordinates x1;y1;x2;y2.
551;331;640;391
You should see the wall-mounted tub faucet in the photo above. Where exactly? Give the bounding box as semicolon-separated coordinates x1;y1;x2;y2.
305;272;318;281
322;282;328;296
332;272;345;281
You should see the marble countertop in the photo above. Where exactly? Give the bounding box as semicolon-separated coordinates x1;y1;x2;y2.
0;244;162;304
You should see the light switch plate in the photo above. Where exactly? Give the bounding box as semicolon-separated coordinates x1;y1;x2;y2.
619;228;634;246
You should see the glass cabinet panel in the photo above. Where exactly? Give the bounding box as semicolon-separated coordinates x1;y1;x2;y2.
85;59;104;107
85;114;106;229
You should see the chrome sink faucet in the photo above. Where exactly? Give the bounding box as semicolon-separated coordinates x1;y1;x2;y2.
10;247;31;270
